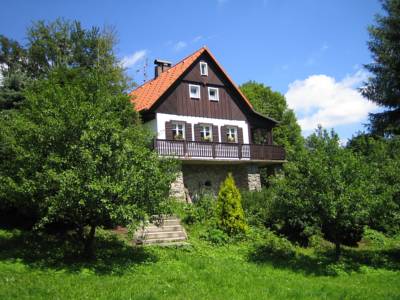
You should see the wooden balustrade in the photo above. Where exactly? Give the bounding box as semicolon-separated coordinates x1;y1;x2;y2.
154;139;285;161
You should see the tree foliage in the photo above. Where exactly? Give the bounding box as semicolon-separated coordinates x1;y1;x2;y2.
272;127;372;257
1;19;119;111
0;20;177;257
0;35;28;110
348;134;400;234
216;173;248;235
240;81;304;158
362;0;400;136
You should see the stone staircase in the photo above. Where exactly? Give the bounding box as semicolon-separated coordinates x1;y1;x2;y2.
134;215;188;246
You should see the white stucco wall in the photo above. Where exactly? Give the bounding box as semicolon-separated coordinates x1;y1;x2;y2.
153;113;250;144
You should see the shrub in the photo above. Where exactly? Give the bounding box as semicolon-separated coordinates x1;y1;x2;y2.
241;189;275;227
362;227;390;248
251;229;296;261
200;228;229;245
181;193;217;225
216;173;248;235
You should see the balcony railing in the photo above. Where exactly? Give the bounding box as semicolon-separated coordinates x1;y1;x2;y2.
154;139;285;161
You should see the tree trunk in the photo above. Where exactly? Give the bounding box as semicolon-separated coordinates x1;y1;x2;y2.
83;225;96;259
335;242;341;260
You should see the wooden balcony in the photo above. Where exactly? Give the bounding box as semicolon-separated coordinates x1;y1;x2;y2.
154;139;285;162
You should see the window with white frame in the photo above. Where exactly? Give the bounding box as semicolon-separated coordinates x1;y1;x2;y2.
200;124;212;142
189;84;200;99
200;62;208;76
172;122;185;140
208;87;219;101
226;126;238;143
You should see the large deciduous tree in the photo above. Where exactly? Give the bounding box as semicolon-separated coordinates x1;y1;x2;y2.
362;0;400;136
348;134;400;235
0;35;28;110
0;20;177;257
240;81;304;158
272;127;372;258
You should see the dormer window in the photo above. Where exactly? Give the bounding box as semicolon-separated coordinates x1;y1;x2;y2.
200;62;208;76
208;87;219;101
189;84;200;99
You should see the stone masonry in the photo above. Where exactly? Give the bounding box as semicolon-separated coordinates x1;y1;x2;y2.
169;163;262;202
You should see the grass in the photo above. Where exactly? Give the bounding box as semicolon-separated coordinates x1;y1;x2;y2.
0;226;400;300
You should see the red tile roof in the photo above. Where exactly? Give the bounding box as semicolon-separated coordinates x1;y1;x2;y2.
129;46;254;111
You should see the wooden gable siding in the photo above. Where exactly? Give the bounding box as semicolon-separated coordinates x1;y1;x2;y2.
153;54;248;121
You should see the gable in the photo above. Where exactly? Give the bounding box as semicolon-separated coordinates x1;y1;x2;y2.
130;47;278;126
153;53;249;121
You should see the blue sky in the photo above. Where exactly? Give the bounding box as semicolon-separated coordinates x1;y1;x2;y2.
0;0;383;141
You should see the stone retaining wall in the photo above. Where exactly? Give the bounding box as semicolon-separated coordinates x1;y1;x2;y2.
170;163;262;202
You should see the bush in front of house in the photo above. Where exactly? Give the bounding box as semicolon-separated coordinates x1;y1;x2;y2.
241;188;275;227
216;173;248;236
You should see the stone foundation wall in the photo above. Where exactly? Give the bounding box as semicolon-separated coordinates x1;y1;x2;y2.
169;170;186;201
168;164;262;202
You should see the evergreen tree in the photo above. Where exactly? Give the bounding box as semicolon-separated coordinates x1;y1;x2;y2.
362;0;400;136
216;174;248;235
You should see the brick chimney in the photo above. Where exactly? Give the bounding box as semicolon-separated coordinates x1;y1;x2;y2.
154;59;172;78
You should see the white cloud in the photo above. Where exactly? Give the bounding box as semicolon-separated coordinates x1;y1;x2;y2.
285;70;378;131
121;50;147;68
173;41;187;52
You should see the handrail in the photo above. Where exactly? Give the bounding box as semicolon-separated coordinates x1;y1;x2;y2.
154;139;285;161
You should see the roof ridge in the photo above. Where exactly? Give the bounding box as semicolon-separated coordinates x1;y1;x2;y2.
131;47;206;92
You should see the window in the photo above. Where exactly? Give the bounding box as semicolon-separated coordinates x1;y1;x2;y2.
200;62;208;76
208;87;219;101
226;126;237;143
200;125;212;142
172;122;185;140
189;84;200;99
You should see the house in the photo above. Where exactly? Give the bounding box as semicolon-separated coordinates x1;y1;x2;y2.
130;47;285;202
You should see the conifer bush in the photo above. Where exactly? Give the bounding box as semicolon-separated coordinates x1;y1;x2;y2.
216;173;248;235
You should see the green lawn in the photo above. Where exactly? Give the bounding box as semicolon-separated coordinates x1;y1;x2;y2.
0;227;399;300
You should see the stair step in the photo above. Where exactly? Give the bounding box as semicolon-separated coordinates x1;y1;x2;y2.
146;241;191;247
145;231;186;239
142;236;187;244
154;219;181;226
144;225;183;232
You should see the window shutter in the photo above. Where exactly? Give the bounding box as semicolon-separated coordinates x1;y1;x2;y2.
165;121;173;140
212;125;219;142
194;124;201;141
237;127;244;144
185;122;192;141
220;126;227;143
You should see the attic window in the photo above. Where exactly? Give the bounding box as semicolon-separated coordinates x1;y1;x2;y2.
208;87;219;101
189;84;200;99
200;62;208;76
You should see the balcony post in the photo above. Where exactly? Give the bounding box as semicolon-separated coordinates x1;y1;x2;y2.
212;142;216;158
183;139;187;156
238;143;242;159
